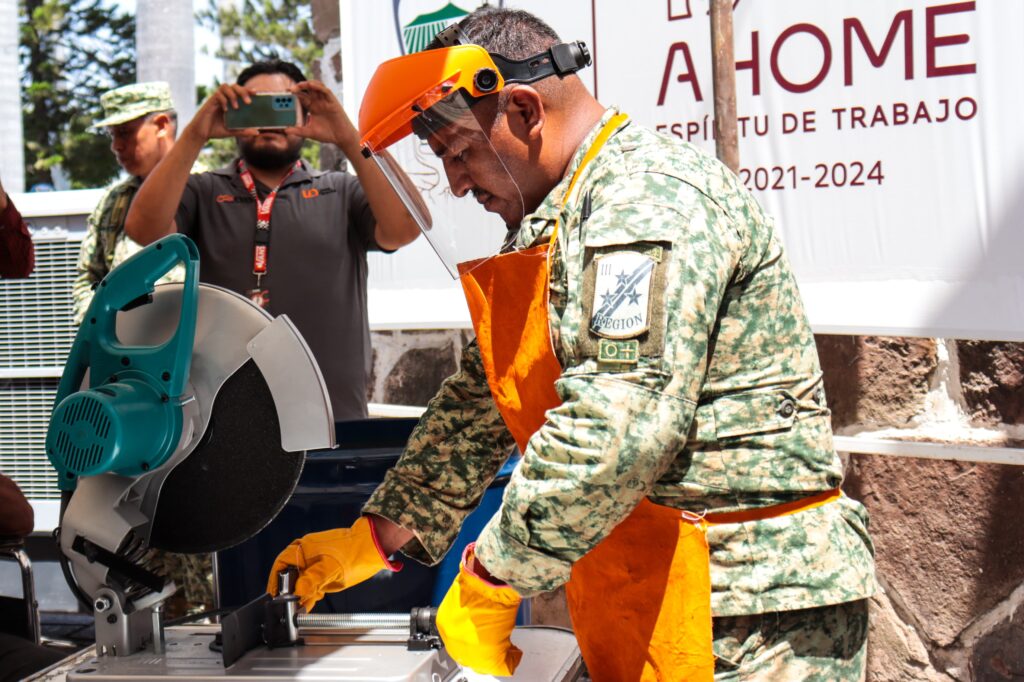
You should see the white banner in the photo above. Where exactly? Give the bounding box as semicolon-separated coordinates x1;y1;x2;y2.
346;1;1024;340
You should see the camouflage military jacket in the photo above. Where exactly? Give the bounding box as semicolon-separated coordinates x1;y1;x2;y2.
364;109;876;616
72;176;183;324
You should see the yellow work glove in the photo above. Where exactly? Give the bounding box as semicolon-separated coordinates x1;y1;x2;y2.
436;543;523;676
266;516;401;612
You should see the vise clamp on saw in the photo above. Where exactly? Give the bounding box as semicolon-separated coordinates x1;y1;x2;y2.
46;234;335;657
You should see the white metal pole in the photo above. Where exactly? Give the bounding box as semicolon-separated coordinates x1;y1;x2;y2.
136;0;197;128
0;0;25;193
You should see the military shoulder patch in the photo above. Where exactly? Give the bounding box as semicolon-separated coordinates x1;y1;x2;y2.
590;251;656;338
579;242;670;364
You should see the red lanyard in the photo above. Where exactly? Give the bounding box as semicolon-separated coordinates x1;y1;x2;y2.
238;159;301;287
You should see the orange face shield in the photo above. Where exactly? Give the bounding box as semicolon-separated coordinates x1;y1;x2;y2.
360;45;505;155
358;38;592;277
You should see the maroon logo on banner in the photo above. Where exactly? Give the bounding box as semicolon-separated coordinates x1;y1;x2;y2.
659;1;977;104
667;0;741;22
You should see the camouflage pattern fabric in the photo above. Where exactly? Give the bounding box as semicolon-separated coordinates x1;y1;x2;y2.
72;176;185;324
91;81;174;130
713;599;868;680
144;550;215;619
363;108;876;615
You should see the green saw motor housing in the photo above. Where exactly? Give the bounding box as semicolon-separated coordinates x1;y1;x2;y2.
46;235;200;491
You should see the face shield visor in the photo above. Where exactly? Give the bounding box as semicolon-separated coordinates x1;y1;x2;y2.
359;40;592;278
371;89;523;278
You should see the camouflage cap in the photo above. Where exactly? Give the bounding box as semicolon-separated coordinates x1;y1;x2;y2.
91;81;175;130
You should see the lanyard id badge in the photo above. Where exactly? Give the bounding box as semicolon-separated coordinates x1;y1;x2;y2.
238;159;301;309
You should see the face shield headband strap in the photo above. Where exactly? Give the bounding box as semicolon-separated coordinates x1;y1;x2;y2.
433;22;592;93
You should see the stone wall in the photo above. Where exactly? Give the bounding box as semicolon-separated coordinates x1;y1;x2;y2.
369;330;1024;681
819;338;1024;682
368;329;470;408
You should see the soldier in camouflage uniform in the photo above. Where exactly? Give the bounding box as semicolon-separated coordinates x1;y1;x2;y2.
73;82;213;619
72;82;185;324
270;8;875;680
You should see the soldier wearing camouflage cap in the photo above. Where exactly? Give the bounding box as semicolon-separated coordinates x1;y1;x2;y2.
72;81;182;322
269;7;876;682
90;81;175;130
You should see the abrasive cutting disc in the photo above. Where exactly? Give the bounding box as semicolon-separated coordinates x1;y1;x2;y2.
107;282;316;556
149;359;304;554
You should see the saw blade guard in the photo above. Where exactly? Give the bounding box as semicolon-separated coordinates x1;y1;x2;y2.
47;235;200;490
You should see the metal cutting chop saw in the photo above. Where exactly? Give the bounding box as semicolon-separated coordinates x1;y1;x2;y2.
40;234;582;681
46;234;335;656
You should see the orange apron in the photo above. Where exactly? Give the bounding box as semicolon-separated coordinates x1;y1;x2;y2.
458;114;838;682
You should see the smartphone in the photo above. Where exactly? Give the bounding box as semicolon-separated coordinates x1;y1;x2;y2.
224;92;302;130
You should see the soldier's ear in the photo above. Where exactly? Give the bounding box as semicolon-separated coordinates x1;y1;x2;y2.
151;113;172;138
504;86;545;142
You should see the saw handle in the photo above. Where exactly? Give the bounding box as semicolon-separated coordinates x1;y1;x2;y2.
70;234;199;399
48;235;199;490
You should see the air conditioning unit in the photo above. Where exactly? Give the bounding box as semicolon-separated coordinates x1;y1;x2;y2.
1;190;101;531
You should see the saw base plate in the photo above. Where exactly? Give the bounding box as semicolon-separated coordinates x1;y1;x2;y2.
37;626;583;682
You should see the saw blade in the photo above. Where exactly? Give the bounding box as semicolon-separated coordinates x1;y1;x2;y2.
149;359;304;554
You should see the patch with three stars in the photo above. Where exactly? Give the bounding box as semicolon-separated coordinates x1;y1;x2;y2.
580;242;669;363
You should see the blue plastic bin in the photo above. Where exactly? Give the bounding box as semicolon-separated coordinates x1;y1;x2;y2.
215;418;517;615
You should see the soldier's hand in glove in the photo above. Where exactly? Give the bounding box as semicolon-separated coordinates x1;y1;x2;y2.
267;516;401;612
436;543;523;676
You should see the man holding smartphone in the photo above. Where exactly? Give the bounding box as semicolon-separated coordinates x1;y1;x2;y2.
126;60;421;422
